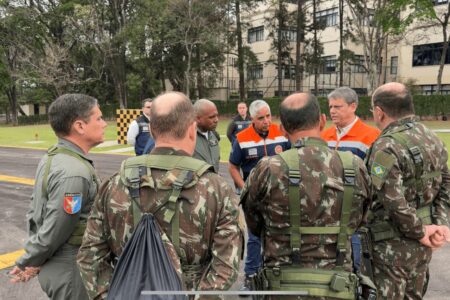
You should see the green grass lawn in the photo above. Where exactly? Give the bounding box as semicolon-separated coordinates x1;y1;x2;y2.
2;119;450;165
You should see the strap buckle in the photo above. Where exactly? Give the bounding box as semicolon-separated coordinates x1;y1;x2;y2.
409;146;422;165
272;267;281;277
288;170;300;185
343;169;355;186
292;247;301;264
336;249;346;266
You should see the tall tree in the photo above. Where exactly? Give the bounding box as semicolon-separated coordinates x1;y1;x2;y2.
338;0;344;86
345;0;387;95
294;0;306;91
235;0;246;99
266;0;294;96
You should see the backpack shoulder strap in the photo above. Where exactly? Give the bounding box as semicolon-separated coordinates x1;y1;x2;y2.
119;154;213;261
336;151;356;266
278;149;302;264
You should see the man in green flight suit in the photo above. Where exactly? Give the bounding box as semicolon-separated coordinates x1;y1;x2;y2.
366;82;450;299
193;98;220;173
10;94;107;300
77;91;242;299
241;92;372;299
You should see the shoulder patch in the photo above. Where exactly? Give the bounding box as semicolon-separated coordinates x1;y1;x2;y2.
63;193;82;214
274;145;283;154
371;162;386;178
370;150;396;190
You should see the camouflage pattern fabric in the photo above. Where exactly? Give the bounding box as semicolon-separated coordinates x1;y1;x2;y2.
77;148;242;300
241;137;371;273
366;116;450;299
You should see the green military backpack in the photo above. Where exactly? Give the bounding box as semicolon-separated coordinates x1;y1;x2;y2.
119;154;213;284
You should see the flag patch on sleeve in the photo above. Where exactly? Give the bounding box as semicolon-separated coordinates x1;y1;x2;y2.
63;193;82;214
371;163;386;178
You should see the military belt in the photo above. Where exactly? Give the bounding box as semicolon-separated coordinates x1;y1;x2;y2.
264;267;357;299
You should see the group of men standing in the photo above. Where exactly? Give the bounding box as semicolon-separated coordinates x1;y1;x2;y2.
9;82;450;300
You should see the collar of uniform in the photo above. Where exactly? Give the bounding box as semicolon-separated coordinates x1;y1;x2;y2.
57;138;92;163
336;116;359;138
382;115;417;135
197;129;209;140
237;114;251;121
151;147;190;156
293;136;328;148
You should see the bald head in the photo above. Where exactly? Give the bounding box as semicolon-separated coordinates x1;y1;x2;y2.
372;82;414;119
193;98;218;132
280;93;321;134
150;92;195;140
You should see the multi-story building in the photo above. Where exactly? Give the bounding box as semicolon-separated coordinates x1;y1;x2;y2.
215;0;450;99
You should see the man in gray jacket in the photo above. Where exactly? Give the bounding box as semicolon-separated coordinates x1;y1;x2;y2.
193;99;220;173
10;94;107;300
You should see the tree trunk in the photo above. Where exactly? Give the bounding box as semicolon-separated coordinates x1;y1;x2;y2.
6;84;18;126
236;0;246;100
295;0;305;91
437;5;450;95
196;47;205;98
110;47;127;108
277;0;283;96
339;0;344;87
313;0;319;94
185;45;192;97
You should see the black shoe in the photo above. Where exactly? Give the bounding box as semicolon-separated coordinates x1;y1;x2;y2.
239;275;254;297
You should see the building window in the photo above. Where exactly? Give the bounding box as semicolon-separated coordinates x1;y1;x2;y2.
275;90;293;97
433;0;448;5
316;7;338;27
321;56;337;73
280;27;297;42
413;42;450;66
363;9;375;27
248;64;263;79
420;84;450;95
276;64;296;79
390;56;398;74
248;26;264;43
350;55;365;73
247;90;263;99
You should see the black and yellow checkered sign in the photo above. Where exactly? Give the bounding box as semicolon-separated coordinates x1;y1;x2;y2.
116;109;142;144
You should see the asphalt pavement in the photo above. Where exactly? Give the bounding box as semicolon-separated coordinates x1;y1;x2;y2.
0;146;449;299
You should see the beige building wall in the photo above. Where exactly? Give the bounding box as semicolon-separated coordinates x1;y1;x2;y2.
220;0;450;98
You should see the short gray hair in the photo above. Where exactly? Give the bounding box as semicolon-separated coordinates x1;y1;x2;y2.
249;100;270;117
327;87;358;105
193;98;215;116
141;98;153;107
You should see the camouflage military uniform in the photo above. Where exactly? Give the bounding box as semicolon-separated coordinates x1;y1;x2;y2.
77;147;242;300
241;137;371;299
366;116;450;299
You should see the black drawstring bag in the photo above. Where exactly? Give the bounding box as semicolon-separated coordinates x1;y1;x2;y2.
107;214;186;300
